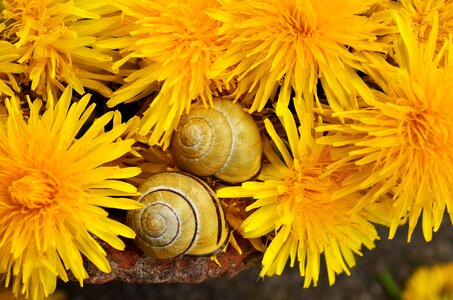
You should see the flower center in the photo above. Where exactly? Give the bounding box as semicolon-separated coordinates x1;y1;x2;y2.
171;8;220;49
9;170;59;209
403;110;450;149
280;5;317;38
284;165;333;205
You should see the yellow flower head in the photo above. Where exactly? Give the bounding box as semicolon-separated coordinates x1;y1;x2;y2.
402;262;453;300
108;0;230;148
208;0;390;114
218;109;378;288
317;14;453;242
398;0;453;50
1;0;121;97
0;88;142;299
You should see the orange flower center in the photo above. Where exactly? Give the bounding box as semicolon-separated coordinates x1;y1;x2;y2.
9;170;59;209
280;5;317;38
284;164;333;205
402;109;450;149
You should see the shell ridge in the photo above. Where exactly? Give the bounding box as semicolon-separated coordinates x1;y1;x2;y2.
142;201;180;248
213;100;238;178
179;114;214;159
128;172;230;258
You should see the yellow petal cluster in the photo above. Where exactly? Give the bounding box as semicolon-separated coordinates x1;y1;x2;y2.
1;0;123;97
207;0;390;114
218;109;379;287
0;88;142;299
317;13;453;241
402;262;453;300
107;0;231;148
0;24;25;96
397;0;453;49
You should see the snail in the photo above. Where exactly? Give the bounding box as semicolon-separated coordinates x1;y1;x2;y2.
170;98;262;184
127;171;230;259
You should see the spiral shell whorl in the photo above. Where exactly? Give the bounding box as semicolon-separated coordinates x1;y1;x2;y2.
127;172;229;259
171;99;262;183
141;203;178;241
129;189;197;259
172;109;233;176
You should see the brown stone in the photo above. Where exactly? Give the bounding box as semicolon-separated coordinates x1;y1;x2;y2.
82;235;261;285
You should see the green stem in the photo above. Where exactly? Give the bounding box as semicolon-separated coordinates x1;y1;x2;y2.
378;271;402;300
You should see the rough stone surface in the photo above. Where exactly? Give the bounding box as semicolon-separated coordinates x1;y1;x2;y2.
82;236;261;285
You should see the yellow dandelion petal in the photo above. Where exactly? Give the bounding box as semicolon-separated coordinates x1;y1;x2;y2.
208;0;391;114
217;109;378;287
317;14;453;242
0;32;25;96
0;87;142;300
87;196;141;210
264;118;293;167
241;205;279;238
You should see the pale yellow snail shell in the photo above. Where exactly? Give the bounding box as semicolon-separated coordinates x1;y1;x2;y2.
170;99;262;183
127;172;230;259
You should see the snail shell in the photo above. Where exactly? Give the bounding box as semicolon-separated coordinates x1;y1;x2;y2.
170;99;262;183
127;172;230;259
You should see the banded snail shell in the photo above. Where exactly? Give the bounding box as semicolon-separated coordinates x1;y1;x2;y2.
170;99;262;184
127;172;230;259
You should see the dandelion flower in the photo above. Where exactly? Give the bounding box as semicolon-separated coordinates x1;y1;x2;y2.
107;0;232;148
402;262;453;300
0;87;142;299
1;0;122;97
217;109;378;287
317;14;453;241
207;0;390;115
397;0;453;50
